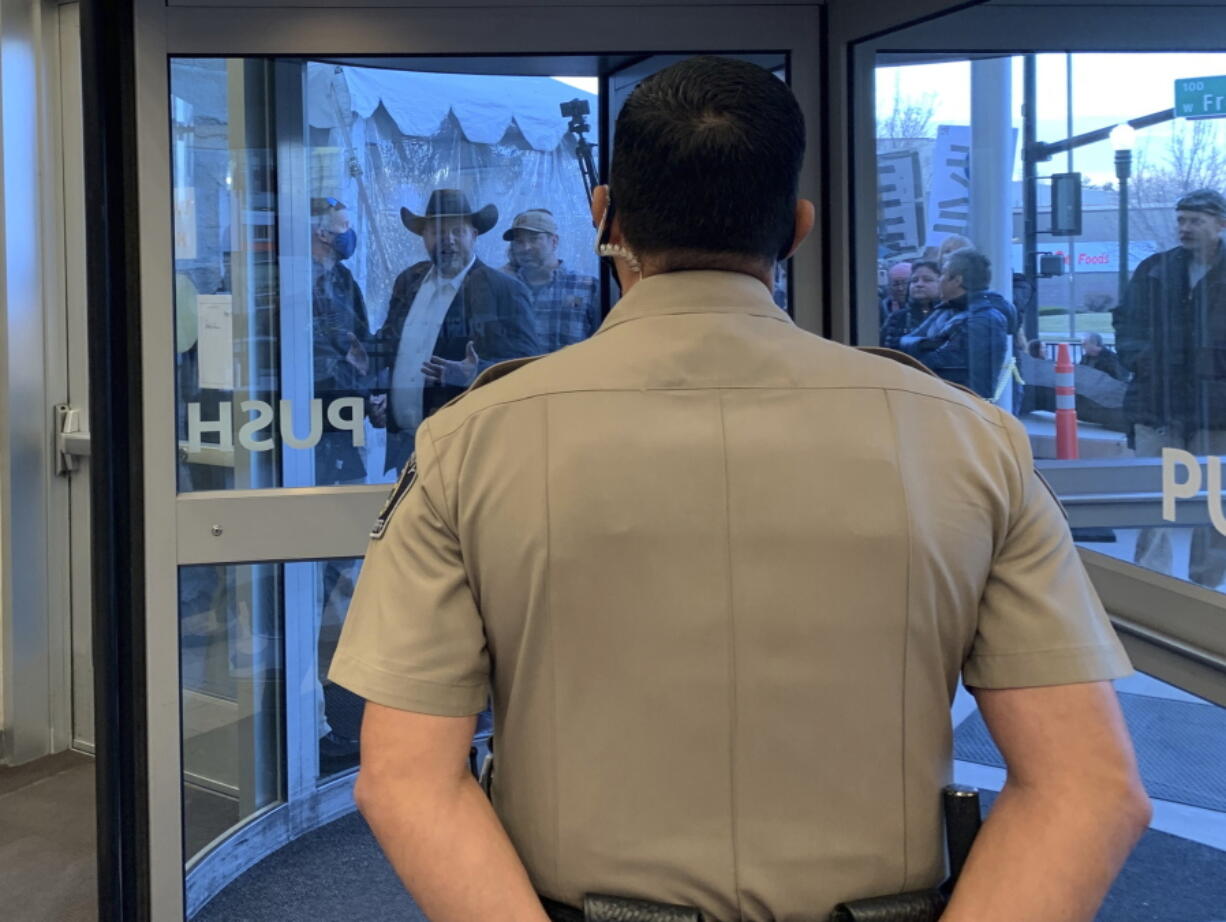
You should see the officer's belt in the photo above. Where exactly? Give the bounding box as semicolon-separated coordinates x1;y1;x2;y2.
541;891;946;922
538;786;980;922
541;894;700;922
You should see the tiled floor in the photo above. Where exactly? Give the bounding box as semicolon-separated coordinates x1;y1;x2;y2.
0;751;96;922
953;673;1226;852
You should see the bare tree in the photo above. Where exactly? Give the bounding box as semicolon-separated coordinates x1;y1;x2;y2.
1132;119;1226;249
876;82;937;152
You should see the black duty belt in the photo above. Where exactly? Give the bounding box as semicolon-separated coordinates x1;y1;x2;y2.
541;786;982;922
542;894;700;922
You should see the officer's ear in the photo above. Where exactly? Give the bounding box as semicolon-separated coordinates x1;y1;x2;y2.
591;185;609;229
780;198;815;261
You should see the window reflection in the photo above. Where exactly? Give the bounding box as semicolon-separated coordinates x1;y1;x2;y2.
171;59;604;490
180;563;283;860
312;558;364;777
871;54;1226;463
870;51;1226;592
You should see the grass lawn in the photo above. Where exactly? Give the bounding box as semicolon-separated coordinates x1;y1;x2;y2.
1037;311;1115;339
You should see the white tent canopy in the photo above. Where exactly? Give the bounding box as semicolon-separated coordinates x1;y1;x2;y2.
307;62;597;152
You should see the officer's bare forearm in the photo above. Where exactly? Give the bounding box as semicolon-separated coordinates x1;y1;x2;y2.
355;769;549;922
940;776;1150;921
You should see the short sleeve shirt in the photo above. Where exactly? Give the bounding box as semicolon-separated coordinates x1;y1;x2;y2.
330;270;1130;921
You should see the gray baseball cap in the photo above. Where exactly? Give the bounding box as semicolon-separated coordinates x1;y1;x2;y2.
503;209;559;240
1176;189;1226;219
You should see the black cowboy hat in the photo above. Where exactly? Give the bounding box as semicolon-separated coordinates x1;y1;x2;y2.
400;189;499;236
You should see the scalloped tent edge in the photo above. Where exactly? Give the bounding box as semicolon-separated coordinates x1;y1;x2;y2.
306;61;597;153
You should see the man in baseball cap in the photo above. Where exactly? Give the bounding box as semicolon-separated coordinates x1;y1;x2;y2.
501;207;600;352
1116;187;1226;586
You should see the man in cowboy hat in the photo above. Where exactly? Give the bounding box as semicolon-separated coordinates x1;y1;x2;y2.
371;188;539;473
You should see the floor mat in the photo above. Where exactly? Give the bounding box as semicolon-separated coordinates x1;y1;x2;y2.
955;691;1226;813
191;799;1226;922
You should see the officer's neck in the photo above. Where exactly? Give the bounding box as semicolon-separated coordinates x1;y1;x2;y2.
633;257;776;294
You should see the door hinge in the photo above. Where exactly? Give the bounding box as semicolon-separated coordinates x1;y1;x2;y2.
56;404;91;475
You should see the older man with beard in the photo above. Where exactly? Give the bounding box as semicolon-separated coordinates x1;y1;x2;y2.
371;189;540;474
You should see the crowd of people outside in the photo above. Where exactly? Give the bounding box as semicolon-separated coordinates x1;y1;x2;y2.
878;234;1023;410
878;188;1226;591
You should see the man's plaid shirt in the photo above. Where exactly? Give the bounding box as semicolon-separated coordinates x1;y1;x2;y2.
503;261;601;352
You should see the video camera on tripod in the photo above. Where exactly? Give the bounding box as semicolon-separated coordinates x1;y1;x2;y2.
561;98;598;204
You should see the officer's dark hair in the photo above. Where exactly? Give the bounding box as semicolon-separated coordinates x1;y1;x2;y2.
910;259;940;277
610;56;804;271
1176;188;1226;219
943;248;992;292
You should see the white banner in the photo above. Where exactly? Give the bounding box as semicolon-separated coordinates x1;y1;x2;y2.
877;149;924;255
927;125;971;247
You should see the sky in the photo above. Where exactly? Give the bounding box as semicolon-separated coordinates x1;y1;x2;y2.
554;56;1226;187
554;76;599;95
877;53;1226;186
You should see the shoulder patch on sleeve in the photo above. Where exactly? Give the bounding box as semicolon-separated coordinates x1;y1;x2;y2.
858;345;940;377
371;453;417;540
1034;468;1070;520
437;355;543;413
859;345;984;401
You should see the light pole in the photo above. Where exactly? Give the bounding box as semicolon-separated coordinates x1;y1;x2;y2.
1111;124;1137;310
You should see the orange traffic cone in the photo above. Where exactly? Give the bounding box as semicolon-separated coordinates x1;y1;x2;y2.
1055;343;1079;460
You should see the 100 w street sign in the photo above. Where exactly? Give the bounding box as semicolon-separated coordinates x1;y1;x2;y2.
1176;76;1226;119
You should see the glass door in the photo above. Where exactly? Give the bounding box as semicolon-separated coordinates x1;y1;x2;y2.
844;4;1226;916
129;3;825;918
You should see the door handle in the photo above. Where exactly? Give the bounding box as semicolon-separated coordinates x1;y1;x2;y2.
56;404;91;475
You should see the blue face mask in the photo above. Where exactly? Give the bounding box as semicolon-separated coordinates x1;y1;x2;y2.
331;228;357;261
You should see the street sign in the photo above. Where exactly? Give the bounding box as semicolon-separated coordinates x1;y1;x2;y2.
1175;75;1226;119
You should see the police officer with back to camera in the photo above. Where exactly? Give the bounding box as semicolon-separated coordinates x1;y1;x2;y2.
329;56;1149;922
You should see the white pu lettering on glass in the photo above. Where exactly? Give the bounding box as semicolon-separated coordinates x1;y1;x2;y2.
1162;448;1226;536
187;401;234;454
280;399;323;450
1163;449;1200;522
327;397;366;448
237;401;276;452
187;398;366;453
1206;454;1226;538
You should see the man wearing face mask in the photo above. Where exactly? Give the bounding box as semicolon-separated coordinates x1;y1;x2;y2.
310;196;373;772
311;196;372;485
501;208;601;353
372;189;539;474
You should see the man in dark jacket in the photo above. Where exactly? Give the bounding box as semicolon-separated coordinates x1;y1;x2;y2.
311;195;374;772
1079;332;1126;381
372;189;541;474
1114;188;1226;587
311;197;373;486
899;248;1020;402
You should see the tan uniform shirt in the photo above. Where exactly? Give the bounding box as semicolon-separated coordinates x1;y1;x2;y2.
330;270;1131;921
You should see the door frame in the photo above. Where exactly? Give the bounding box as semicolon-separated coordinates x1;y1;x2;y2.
121;3;826;918
0;0;80;767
